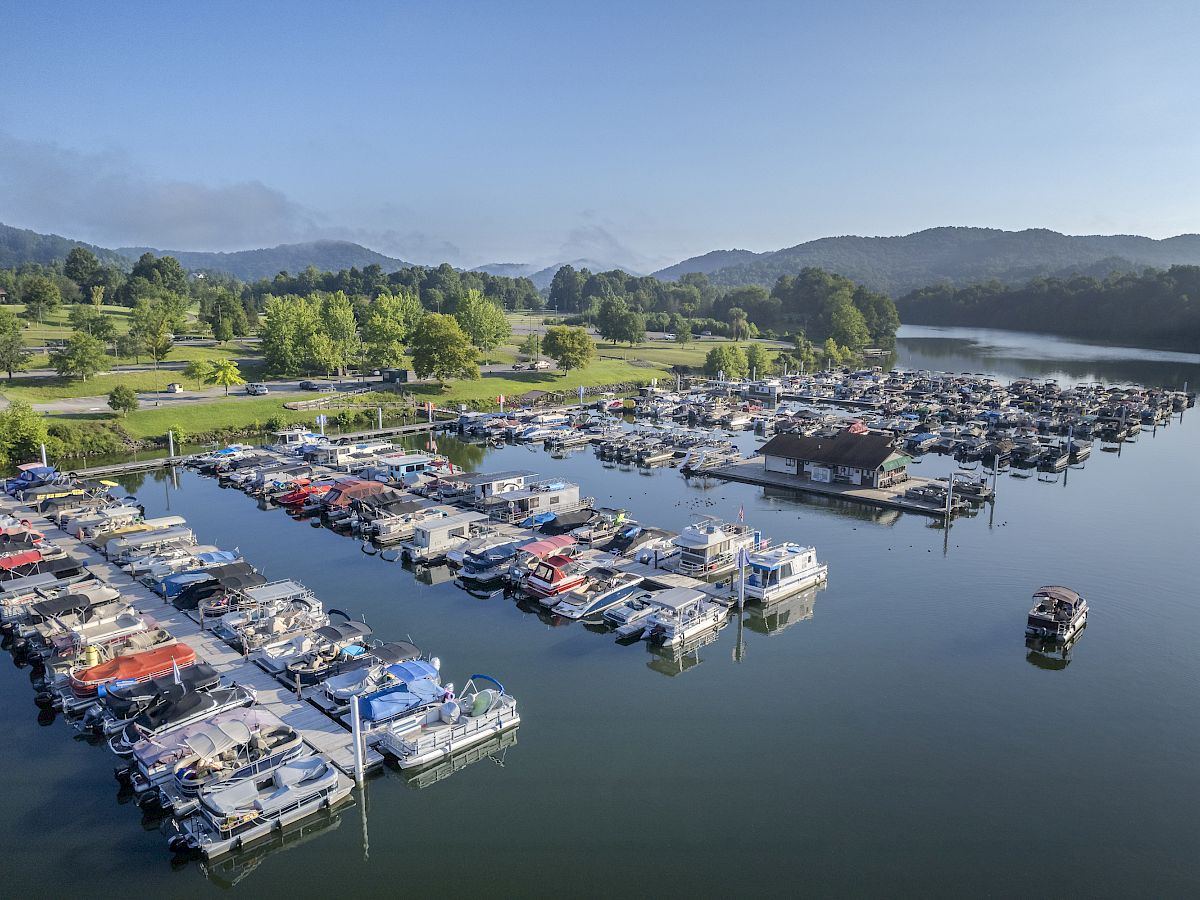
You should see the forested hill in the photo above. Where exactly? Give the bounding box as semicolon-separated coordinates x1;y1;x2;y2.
0;223;128;269
116;240;410;281
895;266;1200;351
651;248;761;281
658;227;1200;295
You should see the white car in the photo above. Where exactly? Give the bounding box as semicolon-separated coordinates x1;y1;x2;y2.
246;383;270;396
531;360;551;370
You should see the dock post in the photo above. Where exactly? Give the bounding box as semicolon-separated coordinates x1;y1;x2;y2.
295;672;302;699
40;443;47;467
168;430;175;459
351;694;366;787
377;407;383;431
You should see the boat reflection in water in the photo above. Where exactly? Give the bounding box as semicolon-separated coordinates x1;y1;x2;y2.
413;563;455;587
1025;628;1085;671
645;624;727;677
742;583;825;636
397;728;519;791
190;799;352;889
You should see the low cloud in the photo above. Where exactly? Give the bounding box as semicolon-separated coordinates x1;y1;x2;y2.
0;133;460;264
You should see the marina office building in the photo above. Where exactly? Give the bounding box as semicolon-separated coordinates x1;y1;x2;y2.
759;429;912;489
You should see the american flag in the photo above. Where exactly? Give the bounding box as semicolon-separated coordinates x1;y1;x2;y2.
737;504;744;523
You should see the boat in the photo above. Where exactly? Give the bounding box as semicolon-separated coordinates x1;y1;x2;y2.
642;588;729;647
284;621;375;686
523;554;590;599
740;543;828;603
42;627;177;684
69;642;197;698
603;591;659;639
167;757;353;859
79;662;221;736
373;674;520;769
109;683;258;756
1025;585;1088;642
458;538;529;586
673;517;761;579
550;568;644;621
322;651;433;708
504;535;577;584
128;707;307;812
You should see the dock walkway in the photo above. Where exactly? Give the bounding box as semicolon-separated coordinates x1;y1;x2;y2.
0;497;381;776
705;459;955;517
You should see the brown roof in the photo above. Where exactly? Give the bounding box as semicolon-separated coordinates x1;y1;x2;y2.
760;429;901;470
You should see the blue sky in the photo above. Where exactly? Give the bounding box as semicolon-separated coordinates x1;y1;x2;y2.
2;0;1198;269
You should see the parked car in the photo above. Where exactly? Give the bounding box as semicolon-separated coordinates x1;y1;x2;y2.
246;383;270;396
165;382;183;394
317;383;337;392
530;360;551;370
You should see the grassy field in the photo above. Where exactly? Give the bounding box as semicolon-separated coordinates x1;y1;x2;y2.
402;357;668;404
15;304;135;346
66;395;326;440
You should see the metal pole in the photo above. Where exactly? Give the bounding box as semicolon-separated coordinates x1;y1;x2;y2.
377;407;383;431
40;442;47;467
351;694;366;786
168;430;175;458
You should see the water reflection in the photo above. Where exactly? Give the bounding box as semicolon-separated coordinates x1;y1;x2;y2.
742;584;824;636
645;624;728;676
1025;631;1084;671
397;729;518;791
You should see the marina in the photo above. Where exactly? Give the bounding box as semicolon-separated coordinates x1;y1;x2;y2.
0;327;1197;895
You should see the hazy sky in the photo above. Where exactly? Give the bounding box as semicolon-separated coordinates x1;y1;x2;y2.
3;0;1198;270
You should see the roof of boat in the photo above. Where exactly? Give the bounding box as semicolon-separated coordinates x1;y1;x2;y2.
520;535;576;556
416;510;489;530
182;718;254;758
1034;585;1083;605
647;587;708;610
314;621;372;642
241;579;312;603
440;469;535;485
747;543;815;567
374;641;422;664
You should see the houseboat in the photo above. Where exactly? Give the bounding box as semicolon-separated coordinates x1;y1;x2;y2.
741;543;828;604
673;517;761;579
477;479;587;523
400;511;491;564
1025;585;1088;642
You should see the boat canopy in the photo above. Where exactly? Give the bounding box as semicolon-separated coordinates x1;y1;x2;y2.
383;659;439;683
1034;585;1084;607
361;677;444;721
519;535;576;558
314;621;372;643
648;587;707;611
374;641;422;665
183;720;254;759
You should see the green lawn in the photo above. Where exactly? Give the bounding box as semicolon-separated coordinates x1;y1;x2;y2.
87;395;327;440
403;358;668;403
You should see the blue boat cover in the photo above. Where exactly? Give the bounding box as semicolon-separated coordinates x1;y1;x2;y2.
194;550;238;565
362;677;444;721
520;512;556;528
384;659;440;683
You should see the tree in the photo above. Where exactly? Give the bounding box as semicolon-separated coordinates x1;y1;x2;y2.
363;290;421;368
90;285;106;309
703;344;748;380
668;312;691;344
260;295;305;376
0;332;31;381
20;276;61;322
830;301;871;351
408;314;479;386
200;288;249;340
130;298;177;369
0;399;51;469
207;358;246;395
69;305;116;343
454;289;511;363
51;331;107;381
319;291;361;376
115;333;142;364
595;296;629;342
64;247;101;290
183;359;215;390
612;310;645;347
542;325;596;374
744;342;773;378
107;384;139;416
728;307;751;341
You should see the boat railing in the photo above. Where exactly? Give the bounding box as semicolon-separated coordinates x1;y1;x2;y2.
392;704;514;757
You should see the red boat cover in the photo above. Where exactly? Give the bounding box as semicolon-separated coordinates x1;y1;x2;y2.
70;643;196;694
0;549;42;570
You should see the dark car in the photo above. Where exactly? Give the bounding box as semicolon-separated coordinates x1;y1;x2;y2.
299;380;320;390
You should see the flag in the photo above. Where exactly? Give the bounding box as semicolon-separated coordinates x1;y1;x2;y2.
737;504;744;523
172;657;182;685
578;385;585;402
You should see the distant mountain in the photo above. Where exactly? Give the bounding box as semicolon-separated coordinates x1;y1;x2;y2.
657;227;1200;296
0;222;129;268
471;262;537;278
651;248;763;281
117;240;410;281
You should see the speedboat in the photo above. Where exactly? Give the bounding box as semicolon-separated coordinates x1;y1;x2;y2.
740;543;828;604
603;590;659;638
1025;585;1088;642
167;757;352;859
523;555;589;599
550;568;644;620
373;674;519;770
505;535;577;585
642;588;729;648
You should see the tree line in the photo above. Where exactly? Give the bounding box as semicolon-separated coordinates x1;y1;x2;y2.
895;266;1200;351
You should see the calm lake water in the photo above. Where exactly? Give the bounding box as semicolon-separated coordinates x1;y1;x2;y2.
3;327;1198;898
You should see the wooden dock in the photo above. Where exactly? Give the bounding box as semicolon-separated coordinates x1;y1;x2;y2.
0;497;382;776
704;458;957;518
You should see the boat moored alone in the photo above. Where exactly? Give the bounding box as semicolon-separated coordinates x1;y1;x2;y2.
1025;585;1088;642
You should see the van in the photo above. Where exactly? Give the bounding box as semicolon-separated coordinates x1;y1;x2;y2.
246;383;270;396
